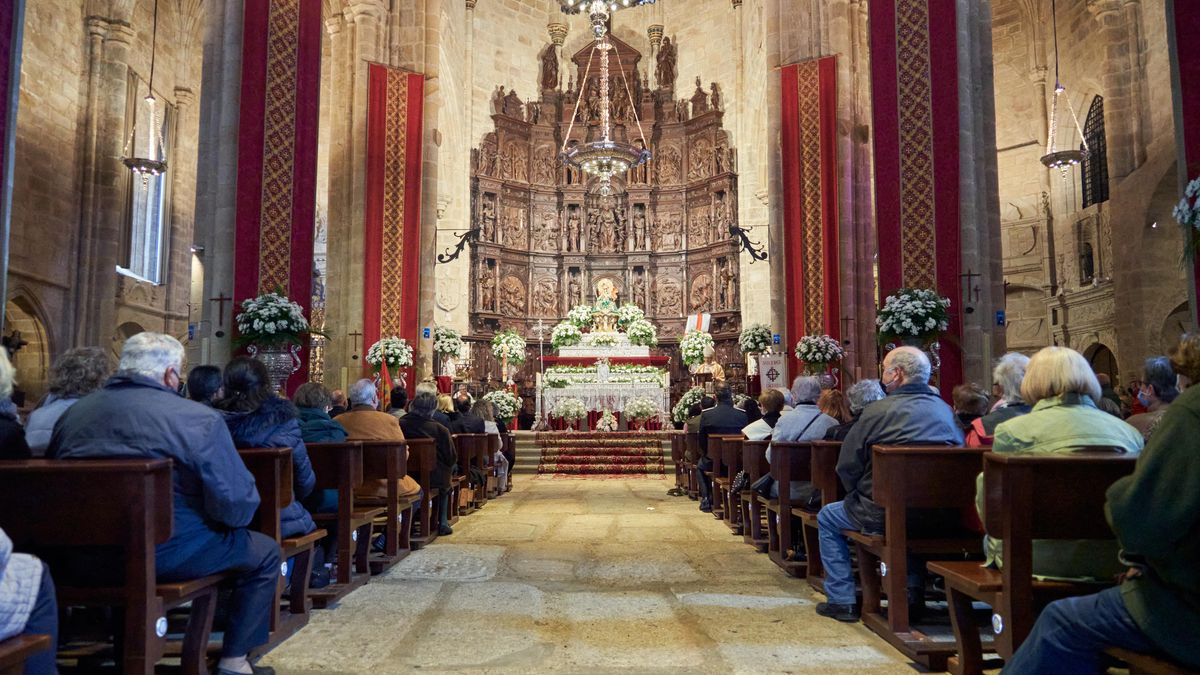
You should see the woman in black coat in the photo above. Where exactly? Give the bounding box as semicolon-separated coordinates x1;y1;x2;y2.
398;390;457;536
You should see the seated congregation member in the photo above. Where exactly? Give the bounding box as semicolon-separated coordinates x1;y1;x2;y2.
815;347;962;623
436;394;455;427
742;388;785;441
978;346;1143;581
48;333;279;675
449;393;485;434
817;388;852;425
966;352;1031;447
399;391;458;536
473;400;509;487
336;379;419;494
767;376;838;500
952;383;990;434
740;396;762;425
216;357;318;540
293;383;347;443
696;383;747;513
1125;356;1178;439
0;349;29;459
824;379;885;442
1004;334;1200;673
26;347;112;455
685;397;714;434
185;364;222;406
328;389;348;418
387;385;408;421
0;527;58;675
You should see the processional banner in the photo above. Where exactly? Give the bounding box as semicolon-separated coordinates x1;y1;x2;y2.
779;56;840;376
363;64;424;390
234;0;322;393
869;0;962;391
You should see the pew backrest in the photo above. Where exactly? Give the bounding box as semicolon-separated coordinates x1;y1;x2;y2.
406;438;437;488
872;445;986;513
742;440;770;482
809;440;844;507
236;447;293;540
358;439;408;484
768;442;814;509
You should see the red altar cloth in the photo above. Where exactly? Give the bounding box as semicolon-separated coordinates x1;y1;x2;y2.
541;356;671;367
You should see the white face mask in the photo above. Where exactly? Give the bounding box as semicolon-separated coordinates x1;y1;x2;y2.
882;367;902;393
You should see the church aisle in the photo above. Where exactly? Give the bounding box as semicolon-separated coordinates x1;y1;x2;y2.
260;477;919;674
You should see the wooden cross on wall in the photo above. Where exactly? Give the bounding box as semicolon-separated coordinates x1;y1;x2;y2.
209;292;233;327
349;330;363;361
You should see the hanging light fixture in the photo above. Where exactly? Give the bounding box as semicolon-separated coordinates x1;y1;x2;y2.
1040;0;1087;178
122;0;167;185
559;0;652;197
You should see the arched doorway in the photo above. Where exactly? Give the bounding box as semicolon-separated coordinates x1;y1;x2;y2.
114;322;147;363
1160;302;1190;354
1083;343;1118;383
4;295;52;407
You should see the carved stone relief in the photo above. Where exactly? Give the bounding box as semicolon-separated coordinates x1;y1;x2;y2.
657;276;681;315
658;144;681;184
500;275;526;316
531;277;559;317
688;138;712;180
689;273;713;312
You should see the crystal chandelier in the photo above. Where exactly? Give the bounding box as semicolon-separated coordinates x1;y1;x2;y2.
1040;0;1087;178
122;0;167;185
559;0;652;196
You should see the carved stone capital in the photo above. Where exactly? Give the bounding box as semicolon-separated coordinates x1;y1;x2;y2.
465;0;477;10
547;22;568;46
85;16;111;39
174;87;195;108
1086;0;1122;18
104;21;136;47
346;0;386;23
647;24;664;48
1029;64;1048;83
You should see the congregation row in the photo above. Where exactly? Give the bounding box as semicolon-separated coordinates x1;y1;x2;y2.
677;343;1198;673
0;332;515;675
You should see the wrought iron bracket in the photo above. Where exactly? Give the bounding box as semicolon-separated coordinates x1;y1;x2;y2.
436;227;481;264
729;224;767;263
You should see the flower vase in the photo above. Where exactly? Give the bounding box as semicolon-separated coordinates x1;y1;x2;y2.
248;343;301;393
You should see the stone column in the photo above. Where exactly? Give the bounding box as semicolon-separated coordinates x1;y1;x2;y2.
165;86;197;337
73;15;136;348
1087;0;1145;177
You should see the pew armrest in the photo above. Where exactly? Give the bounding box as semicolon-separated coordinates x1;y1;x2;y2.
927;560;1002;594
1103;647;1199;675
0;634;52;671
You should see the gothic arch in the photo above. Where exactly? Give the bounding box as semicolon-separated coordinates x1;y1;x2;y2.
3;292;53;406
1083;342;1118;381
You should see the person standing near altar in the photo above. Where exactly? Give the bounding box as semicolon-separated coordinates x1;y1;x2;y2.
690;345;726;382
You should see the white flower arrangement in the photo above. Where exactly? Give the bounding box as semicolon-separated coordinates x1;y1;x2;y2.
588;332;618;347
1175;175;1200;261
616;303;646;329
595;409;618;432
432;326;463;356
626;319;658;347
491;329;527;364
875;287;951;343
553;396;588;422
624;397;659;422
483;390;521;422
794;334;845;371
567;304;595;329
235;291;311;347
551;321;583;350
544;372;572;388
679;329;715;367
739;323;773;355
366;336;415;370
671;386;706;424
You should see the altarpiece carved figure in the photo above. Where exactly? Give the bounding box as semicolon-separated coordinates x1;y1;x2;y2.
500;276;526;316
656;36;676;90
541;45;558;91
565;207;581;252
632;207;647;250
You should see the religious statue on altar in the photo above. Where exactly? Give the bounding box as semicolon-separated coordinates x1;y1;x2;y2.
592;278;620;333
689;344;725;385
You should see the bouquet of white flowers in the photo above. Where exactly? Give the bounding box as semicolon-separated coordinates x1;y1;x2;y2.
366;336;414;370
671;386;706;424
432;326;463;356
235;291;311;347
616;303;645;329
794;334;845;371
739;323;773;354
553;397;588;423
1175;175;1200;261
679;330;715;367
491;329;527;364
626;319;658;347
875;288;950;343
551;322;583;350
595;409;618;432
588;333;618;347
567;304;595;329
483;390;521;422
624;397;659;422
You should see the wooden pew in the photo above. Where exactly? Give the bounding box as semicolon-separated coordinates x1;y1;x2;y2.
357;439;415;574
703;434;726;519
739;440;771;551
406;438;442;548
236;447;327;647
454;433;491;511
1104;648;1200;675
761;441;812;578
684;432;700;499
501;433;516;492
670;431;687;494
847;445;987;671
926;450;1137;675
798;440;844;592
715;434;745;532
0;634;51;675
0;459;223;675
305;442;384;608
486;434;504;498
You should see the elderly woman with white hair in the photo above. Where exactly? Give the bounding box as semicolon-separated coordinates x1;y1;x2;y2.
976;346;1143;581
823;379;886;442
965;351;1032;447
0;349;29;458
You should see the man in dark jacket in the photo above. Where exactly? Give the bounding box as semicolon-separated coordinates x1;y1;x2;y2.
449;393;485;434
696;383;747;512
399;391;458;536
48;333;279;675
815;347;962;623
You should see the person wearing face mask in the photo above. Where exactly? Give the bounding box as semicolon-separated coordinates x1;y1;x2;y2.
1125;357;1178;440
48;332;280;675
814;346;963;624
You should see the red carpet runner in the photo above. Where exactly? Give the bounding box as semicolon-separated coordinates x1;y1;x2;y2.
535;432;666;477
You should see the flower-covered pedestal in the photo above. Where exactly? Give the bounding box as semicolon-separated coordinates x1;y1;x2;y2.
247;344;302;394
366;336;415;393
235;291;315;393
875;288;951;374
492;330;527;385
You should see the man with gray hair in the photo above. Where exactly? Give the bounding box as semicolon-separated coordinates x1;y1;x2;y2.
823;379;886;442
49;333;280;675
814;346;962;624
399;390;458;536
766;375;839;502
966;352;1032;446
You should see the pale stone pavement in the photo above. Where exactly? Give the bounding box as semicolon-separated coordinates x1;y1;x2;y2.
260;476;922;674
